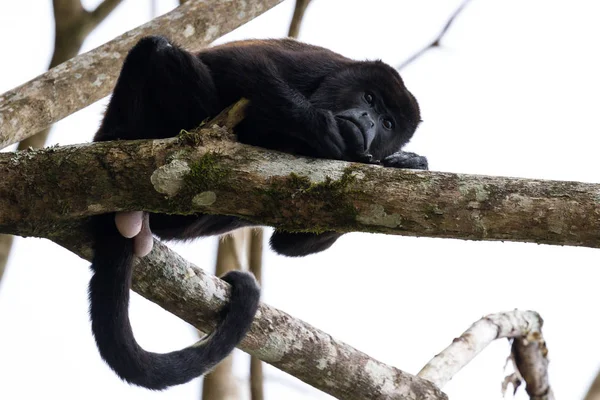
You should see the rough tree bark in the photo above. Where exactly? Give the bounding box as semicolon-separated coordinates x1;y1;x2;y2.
0;0;285;149
1;103;599;249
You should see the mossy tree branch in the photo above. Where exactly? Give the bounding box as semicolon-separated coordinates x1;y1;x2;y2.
1;101;599;248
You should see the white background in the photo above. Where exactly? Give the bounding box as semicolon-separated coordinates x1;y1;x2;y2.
1;0;599;399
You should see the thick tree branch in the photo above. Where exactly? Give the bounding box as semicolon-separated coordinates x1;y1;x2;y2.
49;231;446;400
0;0;284;149
1;103;599;248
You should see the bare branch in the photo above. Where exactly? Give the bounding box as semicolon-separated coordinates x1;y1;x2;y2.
49;233;446;400
398;0;472;70
0;0;285;149
287;0;312;38
418;310;554;400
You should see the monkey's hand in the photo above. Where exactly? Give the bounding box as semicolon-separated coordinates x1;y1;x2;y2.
311;109;347;159
381;151;428;170
115;211;154;257
313;110;372;162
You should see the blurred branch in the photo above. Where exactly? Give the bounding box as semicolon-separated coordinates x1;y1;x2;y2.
0;0;285;149
202;231;246;400
398;0;472;70
248;228;264;400
0;234;12;285
287;0;312;38
418;310;553;400
584;370;600;400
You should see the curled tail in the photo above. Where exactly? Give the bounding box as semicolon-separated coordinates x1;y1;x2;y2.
88;215;260;390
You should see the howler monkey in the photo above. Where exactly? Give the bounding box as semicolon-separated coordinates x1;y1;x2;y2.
90;36;427;390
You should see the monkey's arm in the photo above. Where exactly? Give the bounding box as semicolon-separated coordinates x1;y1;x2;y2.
200;49;356;160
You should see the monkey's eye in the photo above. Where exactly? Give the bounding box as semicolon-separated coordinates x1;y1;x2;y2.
382;118;394;130
363;93;374;105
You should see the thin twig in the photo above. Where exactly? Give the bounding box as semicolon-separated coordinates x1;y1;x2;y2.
398;0;472;70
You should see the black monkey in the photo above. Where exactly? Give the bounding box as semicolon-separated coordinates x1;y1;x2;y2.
90;36;427;390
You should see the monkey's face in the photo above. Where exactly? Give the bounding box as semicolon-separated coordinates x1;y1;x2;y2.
311;62;421;162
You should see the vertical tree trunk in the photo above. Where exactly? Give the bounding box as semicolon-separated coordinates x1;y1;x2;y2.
248;229;264;400
202;230;247;400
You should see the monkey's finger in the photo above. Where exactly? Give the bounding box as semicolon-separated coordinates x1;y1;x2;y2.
133;213;153;257
335;118;364;160
115;211;144;238
324;135;344;158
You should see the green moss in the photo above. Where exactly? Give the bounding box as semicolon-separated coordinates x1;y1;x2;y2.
180;151;232;197
257;166;361;233
177;117;212;146
177;129;202;146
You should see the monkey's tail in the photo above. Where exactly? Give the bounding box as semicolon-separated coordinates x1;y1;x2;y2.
88;216;260;390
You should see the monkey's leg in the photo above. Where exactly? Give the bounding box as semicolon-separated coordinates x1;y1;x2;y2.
100;36;236;255
269;231;343;257
97;35;219;141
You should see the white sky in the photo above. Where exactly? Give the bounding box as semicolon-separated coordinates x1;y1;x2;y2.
1;0;600;399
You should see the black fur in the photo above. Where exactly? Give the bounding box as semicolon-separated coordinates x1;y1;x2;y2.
90;35;427;389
